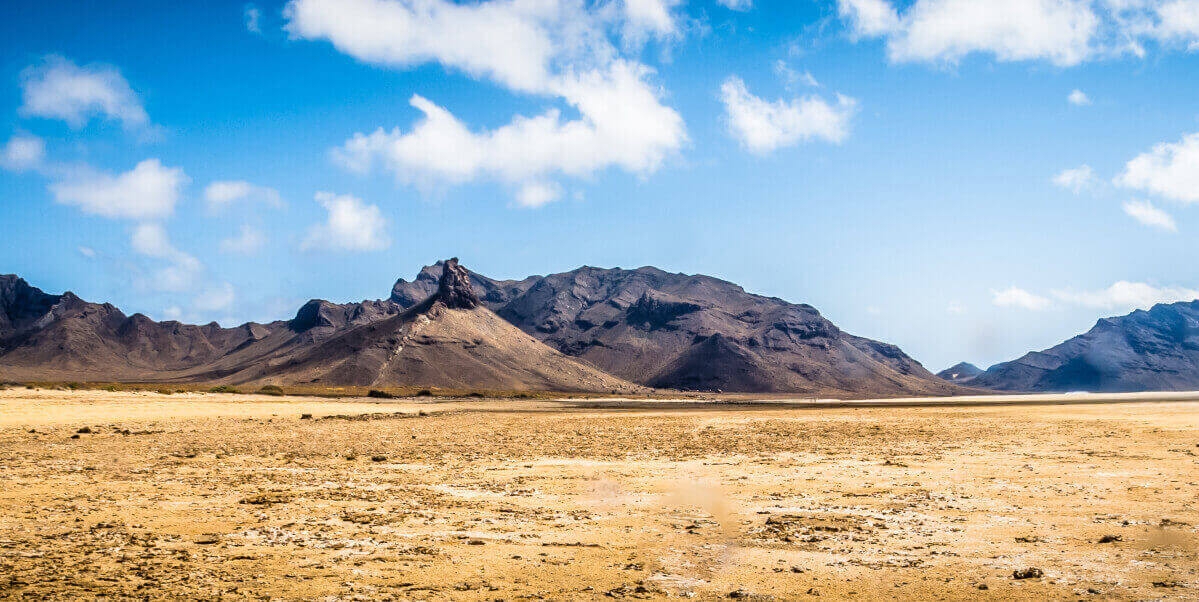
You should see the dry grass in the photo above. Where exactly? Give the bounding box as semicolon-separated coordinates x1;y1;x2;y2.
0;389;1196;600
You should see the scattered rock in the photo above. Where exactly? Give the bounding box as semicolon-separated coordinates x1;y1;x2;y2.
193;534;220;545
300;413;312;420
1097;534;1122;543
76;427;91;434
1012;568;1043;580
370;455;387;462
239;492;291;505
977;584;988;590
1015;535;1041;543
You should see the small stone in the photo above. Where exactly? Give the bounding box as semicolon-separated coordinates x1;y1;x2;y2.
1012;568;1043;580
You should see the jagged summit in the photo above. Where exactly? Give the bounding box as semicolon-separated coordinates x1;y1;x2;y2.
437;258;480;310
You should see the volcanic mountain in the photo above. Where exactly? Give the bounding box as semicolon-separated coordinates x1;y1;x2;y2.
221;259;639;392
392;262;956;396
1;259;957;396
935;362;984;384
971;300;1199;392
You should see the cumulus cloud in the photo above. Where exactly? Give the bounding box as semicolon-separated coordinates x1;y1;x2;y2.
515;181;563;208
839;0;1199;65
1052;164;1097;193
719;76;857;154
302;192;390;252
19;56;149;129
0;134;45;172
716;0;753;10
992;286;1053;311
1068;89;1091;105
1123;199;1177;231
193;282;236;313
220;225;267;254
1052;281;1199;310
286;0;687;206
130;223;204;292
332;63;685;193
1116;132;1199;203
203;180;283;211
621;0;684;44
48;159;189;221
837;0;1099;66
244;4;262;33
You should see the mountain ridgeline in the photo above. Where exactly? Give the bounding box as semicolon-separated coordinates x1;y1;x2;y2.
965;301;1199;392
0;259;957;396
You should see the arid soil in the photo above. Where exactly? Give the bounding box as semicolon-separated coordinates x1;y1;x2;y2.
0;389;1196;600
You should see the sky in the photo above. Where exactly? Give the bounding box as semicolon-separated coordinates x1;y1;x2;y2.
3;0;1199;372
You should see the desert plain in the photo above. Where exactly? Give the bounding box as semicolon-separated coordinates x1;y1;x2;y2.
0;388;1197;600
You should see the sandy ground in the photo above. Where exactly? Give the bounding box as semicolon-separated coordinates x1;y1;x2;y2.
0;389;1197;600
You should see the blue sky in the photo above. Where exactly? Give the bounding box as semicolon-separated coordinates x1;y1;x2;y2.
3;0;1199;371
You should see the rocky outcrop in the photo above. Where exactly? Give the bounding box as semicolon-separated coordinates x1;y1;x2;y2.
436;258;480;309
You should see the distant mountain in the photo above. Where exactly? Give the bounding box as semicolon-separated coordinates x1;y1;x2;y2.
394;263;955;396
936;362;983;384
972;301;1199;392
1;260;957;396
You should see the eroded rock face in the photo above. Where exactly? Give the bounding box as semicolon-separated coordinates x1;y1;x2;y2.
438;258;481;310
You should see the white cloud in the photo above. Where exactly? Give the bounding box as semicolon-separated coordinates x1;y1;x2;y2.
716;0;753;10
130;223;204;293
947;300;966;314
203;180;283;210
284;0;562;93
220;225;267;254
837;0;1099;66
0;134;45;172
287;0;687;204
514;181;563;208
1116;132;1199;203
841;0;1199;65
49;159;189;220
244;4;262;33
333;63;685;193
719;76;857;154
992;286;1053;311
1068;89;1091;105
1052;164;1096;193
1123;199;1177;231
302;192;390;252
77;246;96;258
193;282;236;313
1052;280;1199;310
773;60;820;89
621;0;683;44
838;0;901;37
19;56;149;129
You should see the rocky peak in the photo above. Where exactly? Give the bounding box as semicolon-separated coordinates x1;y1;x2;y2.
437;258;480;309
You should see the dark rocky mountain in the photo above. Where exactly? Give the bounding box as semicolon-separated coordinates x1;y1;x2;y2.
233;259;639;392
0;261;958;396
395;263;955;396
936;362;983;384
972;301;1199;392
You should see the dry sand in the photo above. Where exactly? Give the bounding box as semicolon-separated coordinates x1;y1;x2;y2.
0;388;1196;600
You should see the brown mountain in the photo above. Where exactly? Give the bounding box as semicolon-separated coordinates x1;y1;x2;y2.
391;263;956;396
2;260;954;396
0;262;639;393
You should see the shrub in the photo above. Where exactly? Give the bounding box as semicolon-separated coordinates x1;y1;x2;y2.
415;389;434;398
65;382;82;390
156;388;174;395
208;385;239;394
257;385;285;396
367;389;396;399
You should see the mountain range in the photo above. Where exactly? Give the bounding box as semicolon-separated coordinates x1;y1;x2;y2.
965;301;1199;392
0;259;957;397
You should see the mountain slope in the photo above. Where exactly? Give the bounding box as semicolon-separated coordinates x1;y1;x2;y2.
234;259;640;392
395;264;955;396
972;301;1199;392
936;362;983;384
